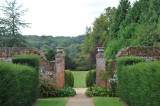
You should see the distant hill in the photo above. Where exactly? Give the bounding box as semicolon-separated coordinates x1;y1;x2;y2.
25;35;85;55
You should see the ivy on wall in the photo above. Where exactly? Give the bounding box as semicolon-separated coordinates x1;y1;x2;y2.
98;60;112;80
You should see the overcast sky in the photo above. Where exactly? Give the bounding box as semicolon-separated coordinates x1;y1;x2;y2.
0;0;137;37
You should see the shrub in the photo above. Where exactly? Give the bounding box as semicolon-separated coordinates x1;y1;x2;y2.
117;61;160;106
12;55;40;102
116;56;144;71
65;70;74;87
39;78;56;97
12;55;40;69
109;79;118;97
56;86;76;97
76;66;89;71
0;62;35;106
86;69;96;87
86;85;118;97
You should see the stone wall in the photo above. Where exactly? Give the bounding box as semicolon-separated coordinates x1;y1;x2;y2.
115;46;160;61
96;46;160;88
0;47;65;89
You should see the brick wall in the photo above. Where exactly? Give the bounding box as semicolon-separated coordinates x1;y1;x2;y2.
0;47;65;89
96;46;160;88
116;46;160;60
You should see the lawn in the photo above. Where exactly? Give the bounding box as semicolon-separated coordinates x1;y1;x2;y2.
93;97;125;106
35;98;67;106
72;71;87;88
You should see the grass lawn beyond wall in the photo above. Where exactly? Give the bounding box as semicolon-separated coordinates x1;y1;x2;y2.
93;97;125;106
72;71;87;88
36;98;67;106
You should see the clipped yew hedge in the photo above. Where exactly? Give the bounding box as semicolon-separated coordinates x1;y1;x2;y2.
0;62;35;106
12;55;40;69
12;55;41;103
116;56;144;71
117;57;160;106
86;69;96;87
65;70;74;87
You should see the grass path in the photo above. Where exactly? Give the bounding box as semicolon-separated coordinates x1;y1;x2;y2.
72;71;88;88
93;97;125;106
35;98;67;106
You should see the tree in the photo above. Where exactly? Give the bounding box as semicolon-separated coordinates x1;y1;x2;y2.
81;27;92;56
45;50;57;61
0;0;29;47
109;0;130;39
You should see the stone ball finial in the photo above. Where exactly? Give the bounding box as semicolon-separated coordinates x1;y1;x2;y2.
97;47;105;53
56;47;64;53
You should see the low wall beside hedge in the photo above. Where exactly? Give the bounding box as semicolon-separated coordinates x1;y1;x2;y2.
116;56;160;105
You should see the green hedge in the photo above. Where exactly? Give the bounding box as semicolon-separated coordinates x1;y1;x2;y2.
12;55;40;69
0;62;35;106
65;70;74;87
86;69;96;87
12;55;40;103
117;59;160;105
75;66;89;71
116;56;144;71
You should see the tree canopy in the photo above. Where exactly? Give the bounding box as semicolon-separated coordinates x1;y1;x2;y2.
81;0;160;60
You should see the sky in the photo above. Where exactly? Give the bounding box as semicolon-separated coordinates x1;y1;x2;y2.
0;0;137;37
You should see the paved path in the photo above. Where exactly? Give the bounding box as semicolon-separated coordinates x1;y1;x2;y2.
66;88;95;106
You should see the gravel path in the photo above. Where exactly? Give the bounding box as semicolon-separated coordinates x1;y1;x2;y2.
66;88;95;106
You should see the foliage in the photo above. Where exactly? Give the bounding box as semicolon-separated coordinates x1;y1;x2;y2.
65;55;77;70
75;66;89;71
86;85;118;97
0;0;29;47
109;79;118;97
55;86;76;97
12;55;41;102
12;55;41;69
36;98;67;106
116;56;144;72
98;60;112;80
106;0;160;60
39;78;56;98
93;97;125;106
45;50;57;61
25;35;84;53
117;61;160;106
81;0;160;60
105;39;124;60
131;23;160;46
0;62;37;106
110;0;130;39
81;7;116;58
86;69;96;87
65;70;74;87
